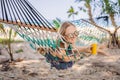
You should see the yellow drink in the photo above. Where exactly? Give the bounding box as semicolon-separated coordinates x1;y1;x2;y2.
91;43;97;55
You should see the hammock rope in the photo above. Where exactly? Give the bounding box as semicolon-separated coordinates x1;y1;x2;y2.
0;0;108;63
0;0;56;32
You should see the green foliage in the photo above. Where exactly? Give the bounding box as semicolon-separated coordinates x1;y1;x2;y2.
13;30;17;38
72;0;120;48
78;7;86;12
0;23;6;33
0;24;19;61
67;6;78;20
85;3;89;8
53;20;60;30
119;0;120;6
86;0;91;4
67;6;74;13
103;0;115;14
15;49;23;53
75;0;120;15
9;28;12;43
0;38;23;44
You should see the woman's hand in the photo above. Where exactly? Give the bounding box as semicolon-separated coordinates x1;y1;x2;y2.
37;47;46;55
85;46;92;53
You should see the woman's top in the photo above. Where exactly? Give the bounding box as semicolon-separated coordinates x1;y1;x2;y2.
45;44;74;70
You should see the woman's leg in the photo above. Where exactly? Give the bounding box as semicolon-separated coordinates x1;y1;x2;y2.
97;49;110;56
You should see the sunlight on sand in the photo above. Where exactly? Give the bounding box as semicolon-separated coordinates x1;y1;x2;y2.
72;63;92;71
15;60;40;68
102;56;120;63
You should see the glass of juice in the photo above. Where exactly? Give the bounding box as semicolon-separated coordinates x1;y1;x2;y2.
91;43;97;55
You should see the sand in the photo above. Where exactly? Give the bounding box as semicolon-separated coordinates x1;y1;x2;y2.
0;42;120;80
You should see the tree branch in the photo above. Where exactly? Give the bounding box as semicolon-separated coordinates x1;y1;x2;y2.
109;14;118;28
117;26;120;30
81;19;111;33
115;26;120;33
86;3;111;34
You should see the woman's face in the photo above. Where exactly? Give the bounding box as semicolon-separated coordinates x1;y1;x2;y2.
64;25;79;44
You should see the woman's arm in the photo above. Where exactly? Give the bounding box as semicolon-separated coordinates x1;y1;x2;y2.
37;47;80;62
50;50;77;62
76;46;91;53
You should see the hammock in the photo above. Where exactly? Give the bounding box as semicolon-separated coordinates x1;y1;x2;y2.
0;0;107;69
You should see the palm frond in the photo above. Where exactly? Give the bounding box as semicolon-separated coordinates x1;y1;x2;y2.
68;14;72;18
119;0;120;6
67;6;74;13
13;31;17;38
0;24;5;33
74;12;78;15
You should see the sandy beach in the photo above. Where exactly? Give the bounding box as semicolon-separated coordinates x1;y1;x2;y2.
0;42;120;80
0;0;120;79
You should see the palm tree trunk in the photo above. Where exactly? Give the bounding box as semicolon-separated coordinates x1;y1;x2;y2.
8;39;14;61
8;29;14;61
108;32;120;48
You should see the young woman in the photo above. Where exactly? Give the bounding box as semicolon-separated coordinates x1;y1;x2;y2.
38;21;109;70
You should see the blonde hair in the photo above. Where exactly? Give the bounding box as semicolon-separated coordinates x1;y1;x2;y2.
57;22;76;48
58;21;75;36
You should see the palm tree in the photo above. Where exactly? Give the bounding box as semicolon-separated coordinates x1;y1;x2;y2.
0;23;6;34
0;23;6;55
72;0;120;48
67;6;78;20
7;28;17;61
0;23;17;61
